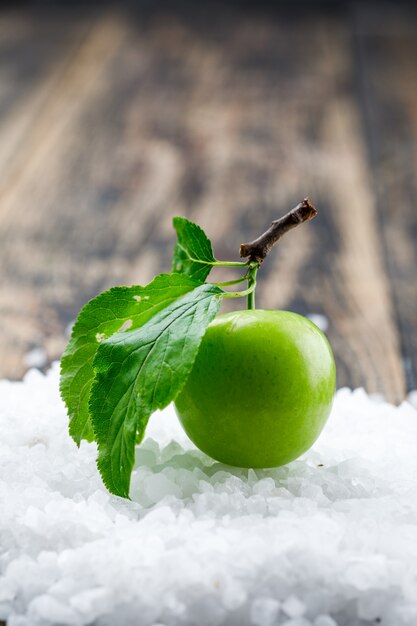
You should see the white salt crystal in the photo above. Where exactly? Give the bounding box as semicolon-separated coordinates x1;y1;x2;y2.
281;619;312;626
144;472;182;501
282;595;306;618
186;593;226;625
28;594;80;624
6;617;29;626
407;389;417;409
357;590;389;621
253;477;275;496
23;348;47;369
69;588;113;622
0;578;16;602
1;364;417;626
307;313;329;332
250;597;280;625
314;617;338;626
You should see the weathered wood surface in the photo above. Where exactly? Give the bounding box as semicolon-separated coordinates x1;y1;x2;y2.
0;1;416;402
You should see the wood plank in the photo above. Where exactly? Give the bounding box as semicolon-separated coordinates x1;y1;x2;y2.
0;9;97;377
353;4;417;393
0;9;122;376
0;2;409;402
249;17;406;401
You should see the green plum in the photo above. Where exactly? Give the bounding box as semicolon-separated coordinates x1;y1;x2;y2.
175;309;336;468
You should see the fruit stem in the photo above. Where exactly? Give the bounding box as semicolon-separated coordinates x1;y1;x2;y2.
239;198;318;264
221;262;259;302
214;275;249;287
210;260;249;267
247;287;255;310
221;282;257;300
246;262;259;310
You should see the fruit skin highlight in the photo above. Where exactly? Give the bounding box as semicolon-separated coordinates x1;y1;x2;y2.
175;309;336;468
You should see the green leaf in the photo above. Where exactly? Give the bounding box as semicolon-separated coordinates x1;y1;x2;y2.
172;217;216;283
90;283;222;498
60;274;201;445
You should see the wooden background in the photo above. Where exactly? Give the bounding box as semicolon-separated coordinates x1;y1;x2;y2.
0;0;416;403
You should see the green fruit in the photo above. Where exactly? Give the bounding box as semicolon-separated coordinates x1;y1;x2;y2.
175;310;336;468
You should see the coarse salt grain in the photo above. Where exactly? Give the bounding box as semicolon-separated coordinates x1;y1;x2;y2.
0;364;417;625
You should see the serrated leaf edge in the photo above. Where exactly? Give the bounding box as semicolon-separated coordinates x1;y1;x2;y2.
60;274;203;446
89;284;223;498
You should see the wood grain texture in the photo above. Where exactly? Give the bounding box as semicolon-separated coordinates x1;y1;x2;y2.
353;3;417;393
0;1;415;403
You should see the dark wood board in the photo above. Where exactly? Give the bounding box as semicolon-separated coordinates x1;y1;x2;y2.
353;3;417;393
0;1;415;403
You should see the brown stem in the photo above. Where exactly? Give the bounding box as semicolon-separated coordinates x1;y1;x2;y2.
239;197;318;264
